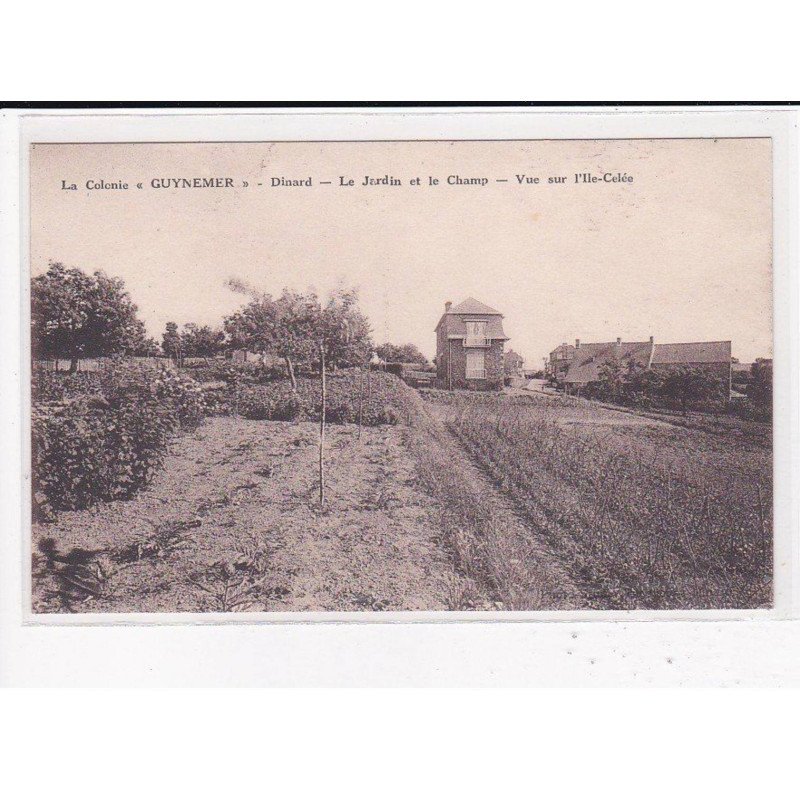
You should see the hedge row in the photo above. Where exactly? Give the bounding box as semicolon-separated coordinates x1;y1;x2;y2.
236;371;421;426
32;362;206;520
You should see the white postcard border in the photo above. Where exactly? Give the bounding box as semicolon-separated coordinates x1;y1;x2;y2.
2;106;797;685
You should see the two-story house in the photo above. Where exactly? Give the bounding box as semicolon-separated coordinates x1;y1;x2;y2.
435;298;508;390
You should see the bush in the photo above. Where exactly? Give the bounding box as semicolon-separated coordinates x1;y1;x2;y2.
730;396;772;423
31;368;102;402
238;383;303;421
149;367;206;430
32;360;207;520
188;360;285;386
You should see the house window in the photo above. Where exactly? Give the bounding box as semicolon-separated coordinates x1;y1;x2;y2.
466;349;485;379
465;320;489;347
466;320;486;338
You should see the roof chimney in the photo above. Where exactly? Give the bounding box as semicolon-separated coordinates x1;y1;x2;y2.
445;301;452;313
575;339;581;350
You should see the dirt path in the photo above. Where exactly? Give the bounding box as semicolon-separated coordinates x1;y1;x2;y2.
32;417;466;613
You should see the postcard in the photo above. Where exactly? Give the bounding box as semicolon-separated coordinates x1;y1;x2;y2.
20;127;782;619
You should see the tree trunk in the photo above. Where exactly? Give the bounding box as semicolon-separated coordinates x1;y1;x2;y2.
284;356;297;391
69;356;79;374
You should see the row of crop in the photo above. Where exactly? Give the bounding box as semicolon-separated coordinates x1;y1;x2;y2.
442;397;772;610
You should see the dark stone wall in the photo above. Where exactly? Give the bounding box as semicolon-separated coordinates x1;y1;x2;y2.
441;340;505;391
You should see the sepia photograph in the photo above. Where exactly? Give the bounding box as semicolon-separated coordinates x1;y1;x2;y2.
27;136;774;615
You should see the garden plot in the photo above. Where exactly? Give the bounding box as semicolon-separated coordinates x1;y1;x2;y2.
32;417;470;613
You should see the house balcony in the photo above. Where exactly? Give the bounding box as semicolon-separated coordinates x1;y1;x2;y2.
464;337;491;348
465;369;487;379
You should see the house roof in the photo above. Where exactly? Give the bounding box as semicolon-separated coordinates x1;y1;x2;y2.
435;297;508;339
564;341;653;384
450;297;501;315
550;343;575;359
651;341;731;365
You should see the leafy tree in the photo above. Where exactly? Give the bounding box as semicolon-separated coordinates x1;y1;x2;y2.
31;261;146;372
747;358;772;408
225;285;317;389
590;359;664;408
376;342;428;365
224;281;373;388
133;336;161;358
660;367;721;414
595;360;627;403
622;367;663;408
180;323;225;357
318;287;373;370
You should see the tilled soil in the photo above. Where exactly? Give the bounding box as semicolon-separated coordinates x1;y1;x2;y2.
32;417;472;613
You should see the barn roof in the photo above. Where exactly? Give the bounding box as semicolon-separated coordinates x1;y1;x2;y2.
562;339;733;384
564;341;653;384
651;341;731;365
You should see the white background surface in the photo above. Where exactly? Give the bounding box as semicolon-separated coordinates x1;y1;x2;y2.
0;10;799;800
2;106;798;687
0;689;795;800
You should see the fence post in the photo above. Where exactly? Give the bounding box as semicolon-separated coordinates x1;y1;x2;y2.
319;342;326;508
357;366;364;439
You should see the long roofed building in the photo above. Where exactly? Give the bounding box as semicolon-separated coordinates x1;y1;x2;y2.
554;336;732;394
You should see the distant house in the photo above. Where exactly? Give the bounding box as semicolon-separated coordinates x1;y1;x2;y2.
504;349;525;377
435;298;508;390
557;336;732;394
547;342;576;381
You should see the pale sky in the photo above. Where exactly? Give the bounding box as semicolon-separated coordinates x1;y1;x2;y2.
30;138;773;365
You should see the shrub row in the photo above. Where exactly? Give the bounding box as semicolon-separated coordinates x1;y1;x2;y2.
237;371;421;426
184;360;285;386
32;361;206;520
